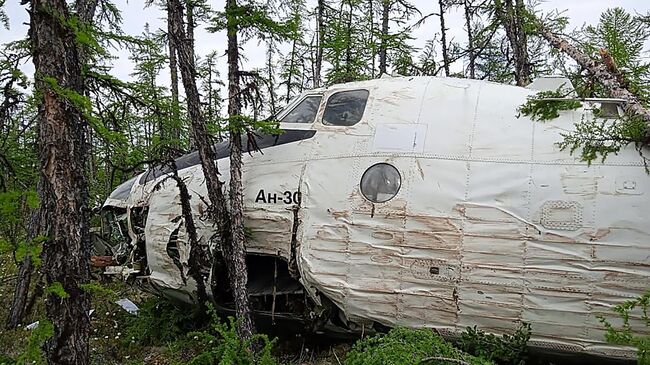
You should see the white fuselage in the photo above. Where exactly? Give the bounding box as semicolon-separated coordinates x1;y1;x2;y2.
104;76;649;359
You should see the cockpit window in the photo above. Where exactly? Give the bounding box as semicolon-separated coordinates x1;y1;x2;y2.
280;96;322;123
323;90;369;126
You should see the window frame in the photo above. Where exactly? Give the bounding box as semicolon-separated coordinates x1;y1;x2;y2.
277;94;323;125
359;162;402;204
321;89;370;127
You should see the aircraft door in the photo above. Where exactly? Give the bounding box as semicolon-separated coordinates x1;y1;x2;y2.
240;94;322;261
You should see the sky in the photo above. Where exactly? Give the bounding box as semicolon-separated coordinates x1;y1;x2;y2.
1;0;649;90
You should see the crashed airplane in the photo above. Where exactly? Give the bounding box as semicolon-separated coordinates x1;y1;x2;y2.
102;76;649;360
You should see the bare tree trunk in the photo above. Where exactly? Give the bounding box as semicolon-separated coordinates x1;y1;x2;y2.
494;0;530;86
6;255;33;328
167;1;180;147
266;42;277;115
286;39;297;102
344;0;353;81
5;207;40;329
538;25;650;139
170;163;209;307
225;0;255;340
187;0;195;66
378;0;389;76
464;0;475;79
30;0;92;363
314;0;324;87
167;0;254;340
438;0;450;76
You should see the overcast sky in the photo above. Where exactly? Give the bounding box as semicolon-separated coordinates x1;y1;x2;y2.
1;0;649;88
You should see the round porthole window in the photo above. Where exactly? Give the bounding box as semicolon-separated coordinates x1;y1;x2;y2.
360;163;401;203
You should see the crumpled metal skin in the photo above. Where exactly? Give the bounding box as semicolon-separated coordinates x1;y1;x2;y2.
104;76;649;360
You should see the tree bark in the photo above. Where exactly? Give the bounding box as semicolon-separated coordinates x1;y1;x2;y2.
225;0;255;340
167;0;254;340
344;0;354;81
286;39;297;102
6;0;97;332
266;42;277;115
538;25;650;139
378;0;390;76
30;0;92;363
5;207;40;329
170;164;209;307
464;0;475;79
167;1;181;147
314;0;324;87
438;0;450;76
494;0;530;86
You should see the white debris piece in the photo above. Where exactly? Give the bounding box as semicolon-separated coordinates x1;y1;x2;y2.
24;309;95;330
115;298;139;314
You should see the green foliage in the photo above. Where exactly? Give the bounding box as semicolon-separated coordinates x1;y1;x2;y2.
124;298;199;346
187;309;276;365
15;319;54;365
210;3;298;42
322;0;370;84
344;327;492;365
557;113;647;165
80;282;117;299
46;281;70;299
15;236;45;267
517;89;582;121
456;323;531;365
599;290;650;365
578;8;650;103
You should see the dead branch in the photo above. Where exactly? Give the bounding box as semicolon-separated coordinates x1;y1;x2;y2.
420;356;472;365
537;24;650;140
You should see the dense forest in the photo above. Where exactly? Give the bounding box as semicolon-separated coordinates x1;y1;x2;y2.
0;0;649;364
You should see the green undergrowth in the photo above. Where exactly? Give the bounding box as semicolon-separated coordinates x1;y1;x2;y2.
344;327;494;365
599;290;650;365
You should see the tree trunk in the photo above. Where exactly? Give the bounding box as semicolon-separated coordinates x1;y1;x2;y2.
537;25;650;139
464;0;475;79
167;0;254;340
187;0;196;68
225;0;255;340
266;42;277;115
378;0;389;76
6;0;97;332
438;0;450;76
167;1;180;147
286;39;297;102
5;202;42;329
170;163;209;307
494;0;530;86
344;0;353;81
30;0;92;363
314;0;324;87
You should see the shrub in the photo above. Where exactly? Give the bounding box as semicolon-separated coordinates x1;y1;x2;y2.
187;309;277;365
124;297;200;346
456;323;531;365
599;290;650;365
344;327;492;365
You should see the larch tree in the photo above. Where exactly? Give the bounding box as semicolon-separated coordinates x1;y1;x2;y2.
493;0;531;86
29;0;98;363
167;0;230;322
438;0;451;76
323;0;369;83
374;0;419;77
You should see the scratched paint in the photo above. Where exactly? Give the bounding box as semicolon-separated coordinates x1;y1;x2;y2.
103;76;649;360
